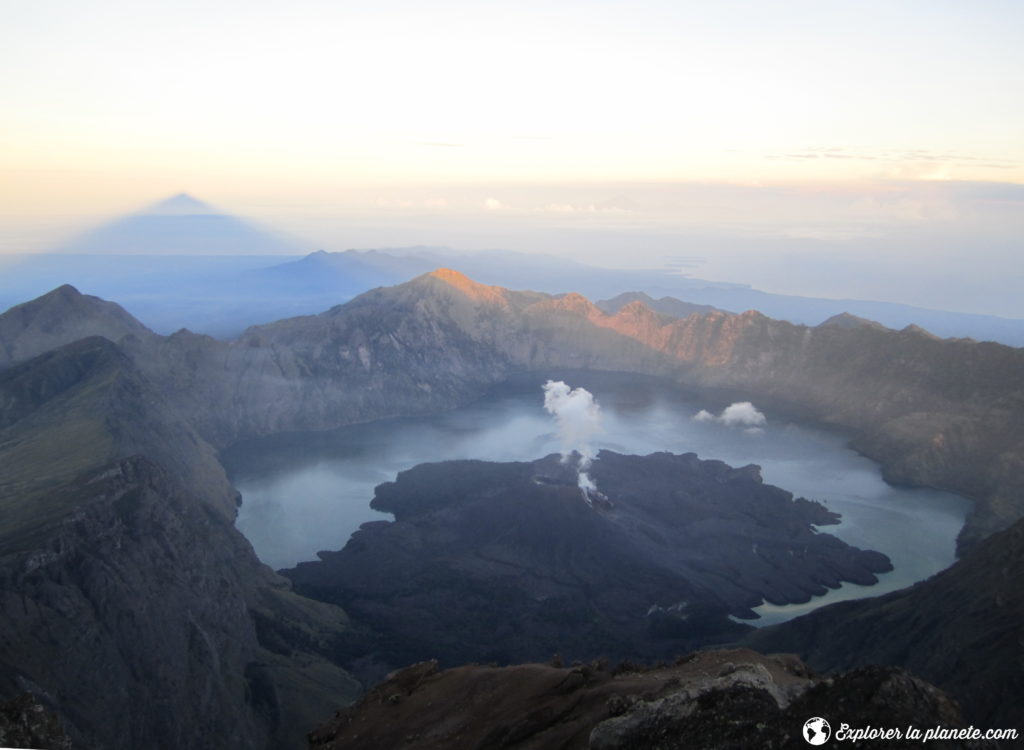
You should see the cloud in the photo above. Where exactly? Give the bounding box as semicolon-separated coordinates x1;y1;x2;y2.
483;197;503;210
767;147;1019;173
694;401;767;430
719;401;767;427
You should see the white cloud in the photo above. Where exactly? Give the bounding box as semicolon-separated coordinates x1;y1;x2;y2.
693;401;767;429
719;401;767;427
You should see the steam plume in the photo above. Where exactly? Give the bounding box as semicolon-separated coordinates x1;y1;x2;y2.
542;380;603;504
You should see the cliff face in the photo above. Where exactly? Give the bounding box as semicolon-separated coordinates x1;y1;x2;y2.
741;514;1024;731
202;271;1024;551
309;650;993;750
0;336;238;524
0;338;360;749
128;271;673;443
638;312;1024;550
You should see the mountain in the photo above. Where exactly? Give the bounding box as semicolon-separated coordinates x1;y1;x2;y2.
3;272;1024;551
818;311;890;331
642;283;1024;346
56;193;302;255
3;272;1024;742
239;249;434;298
220;272;1024;550
291;248;1024;346
0;284;151;368
0;254;302;339
7;234;1024;344
597;290;728;318
0;337;360;749
309;653;989;750
742;514;1024;731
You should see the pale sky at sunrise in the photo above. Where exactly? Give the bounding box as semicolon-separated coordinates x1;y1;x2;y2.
2;0;1023;315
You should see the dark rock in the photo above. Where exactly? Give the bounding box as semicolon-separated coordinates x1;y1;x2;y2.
743;514;1024;731
0;339;361;750
0;693;72;750
308;649;995;750
285;451;889;672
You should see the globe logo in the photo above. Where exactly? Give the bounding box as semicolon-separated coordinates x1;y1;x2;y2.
803;717;831;745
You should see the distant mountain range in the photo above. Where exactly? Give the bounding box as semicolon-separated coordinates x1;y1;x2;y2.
2;193;1024;344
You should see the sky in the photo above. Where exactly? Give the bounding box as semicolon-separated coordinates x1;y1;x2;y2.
2;0;1023;314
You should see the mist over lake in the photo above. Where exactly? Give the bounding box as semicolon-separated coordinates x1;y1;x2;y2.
222;370;970;623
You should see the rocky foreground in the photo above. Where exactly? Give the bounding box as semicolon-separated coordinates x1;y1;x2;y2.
744;513;1024;733
309;649;995;750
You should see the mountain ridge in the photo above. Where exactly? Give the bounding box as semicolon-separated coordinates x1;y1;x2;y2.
0;335;361;749
0;285;151;368
3;275;1024;550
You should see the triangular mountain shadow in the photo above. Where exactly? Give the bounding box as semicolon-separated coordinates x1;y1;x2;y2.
143;193;218;215
54;193;302;255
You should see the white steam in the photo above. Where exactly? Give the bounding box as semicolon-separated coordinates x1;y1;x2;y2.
542;380;603;504
693;401;766;435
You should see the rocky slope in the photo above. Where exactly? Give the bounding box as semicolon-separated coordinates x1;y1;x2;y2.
0;337;360;749
741;514;1024;731
0;284;152;368
4;272;1024;546
283;451;889;683
1;272;1023;744
130;269;675;443
4;272;1024;549
8;272;1024;553
140;270;1024;550
309;649;995;750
